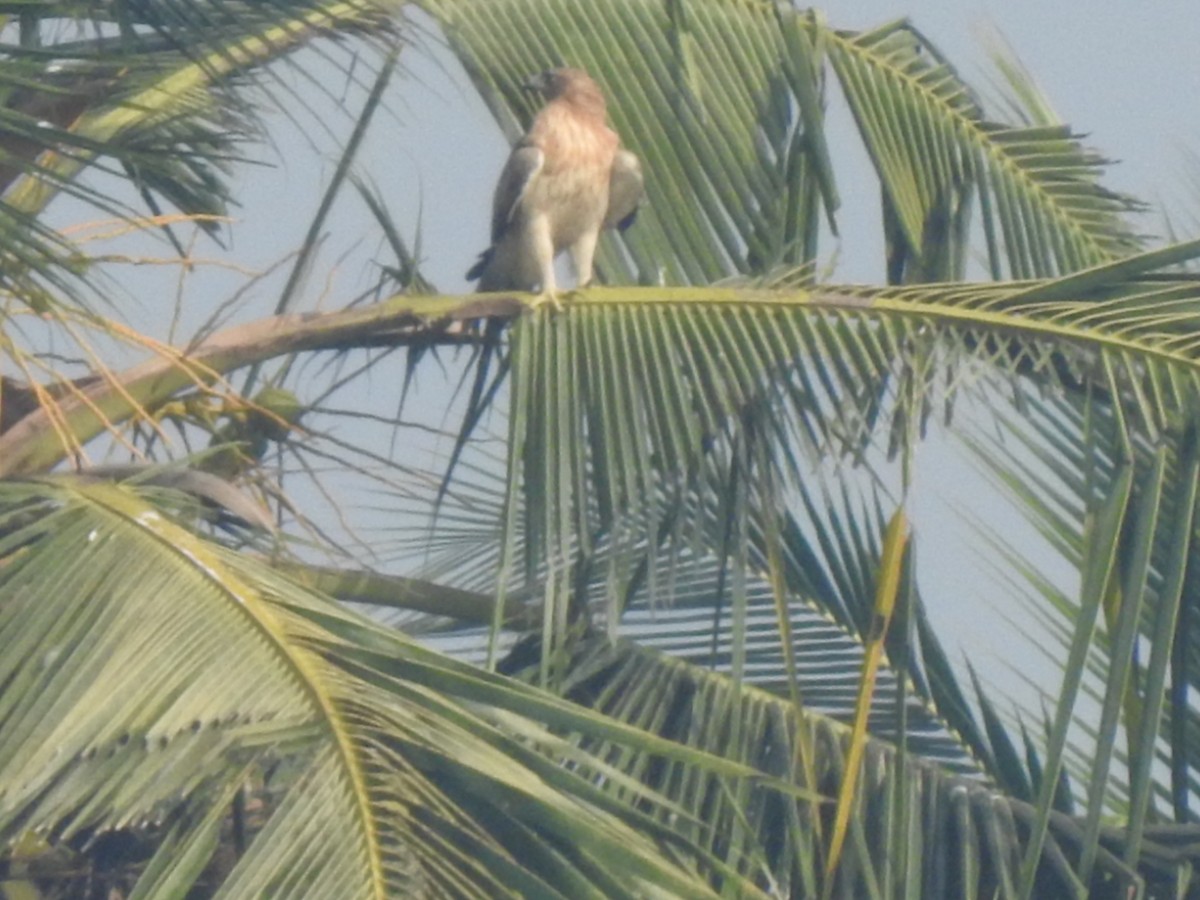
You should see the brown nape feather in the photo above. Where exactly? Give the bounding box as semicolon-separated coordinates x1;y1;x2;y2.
551;69;608;118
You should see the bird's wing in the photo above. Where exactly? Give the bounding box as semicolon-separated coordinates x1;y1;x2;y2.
604;149;644;231
490;143;544;243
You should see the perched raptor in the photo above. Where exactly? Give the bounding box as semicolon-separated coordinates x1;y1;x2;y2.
467;67;643;298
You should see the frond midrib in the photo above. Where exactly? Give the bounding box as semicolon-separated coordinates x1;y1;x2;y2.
76;483;389;899
560;284;1200;384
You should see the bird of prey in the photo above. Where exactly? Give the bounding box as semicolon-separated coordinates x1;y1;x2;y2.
467;67;643;301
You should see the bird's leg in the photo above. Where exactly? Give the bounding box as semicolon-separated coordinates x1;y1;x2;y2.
569;229;600;293
528;216;563;312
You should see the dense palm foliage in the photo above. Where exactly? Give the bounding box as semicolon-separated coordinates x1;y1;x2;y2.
3;0;1200;897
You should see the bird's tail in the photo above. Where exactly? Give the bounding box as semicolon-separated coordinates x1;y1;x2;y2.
465;247;493;284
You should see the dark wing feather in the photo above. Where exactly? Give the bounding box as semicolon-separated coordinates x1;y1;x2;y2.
465;246;493;281
604;149;644;231
490;143;544;243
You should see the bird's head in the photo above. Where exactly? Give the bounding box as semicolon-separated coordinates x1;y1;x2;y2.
522;67;606;114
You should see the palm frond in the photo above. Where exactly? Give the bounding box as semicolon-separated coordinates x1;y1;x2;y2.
960;386;1200;874
826;19;1144;280
515;635;1199;897
0;479;781;897
497;247;1200;637
372;402;1037;793
0;0;399;307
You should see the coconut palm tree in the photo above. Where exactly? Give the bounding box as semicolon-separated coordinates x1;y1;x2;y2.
3;0;1200;897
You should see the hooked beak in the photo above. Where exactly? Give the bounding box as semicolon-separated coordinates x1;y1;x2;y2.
521;72;548;94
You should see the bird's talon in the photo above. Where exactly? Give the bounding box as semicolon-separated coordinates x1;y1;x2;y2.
530;290;564;313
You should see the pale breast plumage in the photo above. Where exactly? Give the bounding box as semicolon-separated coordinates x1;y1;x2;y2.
468;68;643;295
